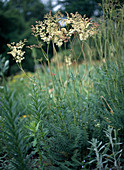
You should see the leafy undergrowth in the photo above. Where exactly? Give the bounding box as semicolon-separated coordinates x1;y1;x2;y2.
0;58;124;169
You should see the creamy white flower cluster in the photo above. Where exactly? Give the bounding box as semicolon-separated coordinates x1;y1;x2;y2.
65;54;72;66
31;11;97;47
7;40;26;63
31;11;70;47
65;12;96;41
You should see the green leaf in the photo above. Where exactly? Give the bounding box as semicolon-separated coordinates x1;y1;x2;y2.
35;121;41;131
33;138;37;147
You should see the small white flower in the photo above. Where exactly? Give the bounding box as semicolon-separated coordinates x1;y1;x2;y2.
56;41;63;47
7;40;26;63
65;55;72;66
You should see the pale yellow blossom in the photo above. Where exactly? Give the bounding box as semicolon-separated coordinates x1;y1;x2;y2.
31;11;97;47
65;54;72;67
7;40;26;63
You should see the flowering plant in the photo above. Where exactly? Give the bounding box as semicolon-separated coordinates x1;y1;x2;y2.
7;39;27;63
7;11;97;66
31;11;97;47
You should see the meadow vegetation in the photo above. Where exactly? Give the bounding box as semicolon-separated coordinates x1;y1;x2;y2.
0;0;124;169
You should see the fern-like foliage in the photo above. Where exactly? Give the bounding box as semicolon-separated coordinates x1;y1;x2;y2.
40;99;89;170
25;84;50;169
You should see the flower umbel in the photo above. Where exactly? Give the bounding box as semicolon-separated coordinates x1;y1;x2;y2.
31;11;70;47
31;11;97;47
7;39;26;63
65;12;97;41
